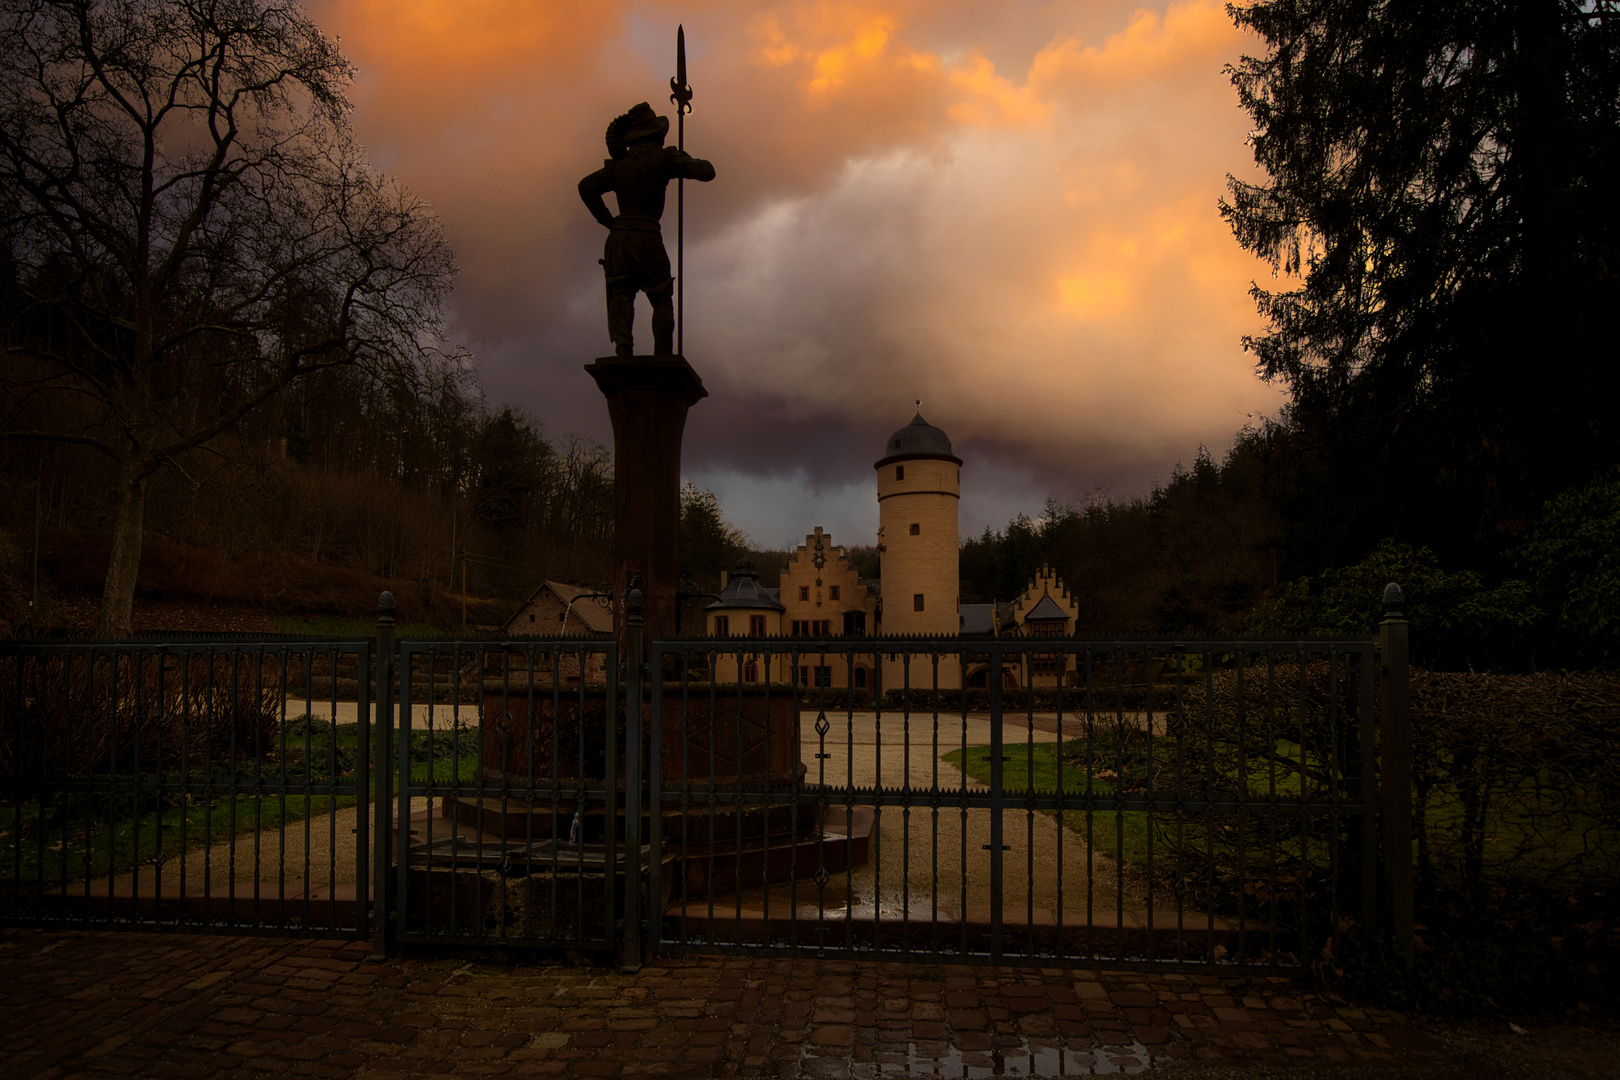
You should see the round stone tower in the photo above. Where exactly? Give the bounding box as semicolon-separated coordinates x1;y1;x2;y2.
875;411;962;639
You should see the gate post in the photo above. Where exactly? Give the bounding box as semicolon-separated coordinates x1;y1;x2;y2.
1379;584;1414;968
622;584;645;972
373;592;396;959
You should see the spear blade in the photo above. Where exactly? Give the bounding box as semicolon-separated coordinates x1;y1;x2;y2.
670;24;692;115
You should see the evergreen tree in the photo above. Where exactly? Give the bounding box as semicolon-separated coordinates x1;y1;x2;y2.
1222;0;1620;570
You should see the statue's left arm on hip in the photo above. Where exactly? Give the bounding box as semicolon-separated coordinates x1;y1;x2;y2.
578;166;618;228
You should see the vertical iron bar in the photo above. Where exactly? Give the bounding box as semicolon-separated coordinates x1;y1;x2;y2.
1380;587;1414;968
1359;648;1378;936
622;634;640;968
1235;652;1248;964
1145;650;1156;963
1204;648;1216;962
373;593;395;957
1328;647;1343;965
988;643;1004;964
1083;647;1095;960
355;643;371;941
1114;646;1125;957
645;592;667;955
1266;648;1277;965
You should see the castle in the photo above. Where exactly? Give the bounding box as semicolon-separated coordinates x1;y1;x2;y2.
702;411;1085;691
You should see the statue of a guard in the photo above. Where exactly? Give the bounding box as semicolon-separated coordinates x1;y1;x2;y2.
578;102;715;356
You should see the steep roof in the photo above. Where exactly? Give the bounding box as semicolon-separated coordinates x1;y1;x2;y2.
959;604;996;635
504;581;614;635
1023;595;1070;622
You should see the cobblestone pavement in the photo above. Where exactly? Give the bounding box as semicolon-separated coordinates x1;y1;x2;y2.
1;930;1613;1078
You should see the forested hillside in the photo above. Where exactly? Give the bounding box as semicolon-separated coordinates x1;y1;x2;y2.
0;356;615;632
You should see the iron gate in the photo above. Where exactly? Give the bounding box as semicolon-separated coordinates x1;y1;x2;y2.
645;636;1386;971
388;635;623;953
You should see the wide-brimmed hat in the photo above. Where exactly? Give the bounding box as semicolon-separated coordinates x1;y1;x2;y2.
617;102;669;145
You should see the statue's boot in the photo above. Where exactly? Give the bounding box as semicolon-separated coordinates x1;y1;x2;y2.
608;292;635;356
651;291;675;356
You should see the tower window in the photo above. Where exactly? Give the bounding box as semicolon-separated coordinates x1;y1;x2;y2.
909;523;919;535
829;585;840;600
914;594;925;612
714;615;730;636
799;585;810;601
895;466;904;480
749;614;767;635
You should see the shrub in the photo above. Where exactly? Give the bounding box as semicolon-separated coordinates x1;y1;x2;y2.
0;648;283;777
1157;662;1620;1012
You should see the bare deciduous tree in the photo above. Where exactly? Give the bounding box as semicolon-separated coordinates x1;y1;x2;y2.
0;0;456;634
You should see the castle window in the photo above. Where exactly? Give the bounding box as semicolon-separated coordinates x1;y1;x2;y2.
829;585;840;600
799;586;810;601
812;619;830;636
853;667;867;689
796;666;832;687
749;614;767;635
529;614;536;623
895;466;904;480
744;660;758;682
714;615;730;636
909;523;919;535
843;611;866;635
914;594;925;611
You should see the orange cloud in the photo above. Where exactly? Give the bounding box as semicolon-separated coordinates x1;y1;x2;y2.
303;0;1280;524
946;53;1052;127
1030;1;1244;97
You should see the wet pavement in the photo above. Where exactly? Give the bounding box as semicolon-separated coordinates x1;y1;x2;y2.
2;929;1614;1078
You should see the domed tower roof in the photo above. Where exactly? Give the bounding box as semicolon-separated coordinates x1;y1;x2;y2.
705;558;784;612
875;411;962;468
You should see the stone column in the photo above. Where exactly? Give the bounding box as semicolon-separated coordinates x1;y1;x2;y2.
584;355;708;652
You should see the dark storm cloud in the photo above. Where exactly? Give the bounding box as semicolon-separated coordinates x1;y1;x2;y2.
311;0;1288;536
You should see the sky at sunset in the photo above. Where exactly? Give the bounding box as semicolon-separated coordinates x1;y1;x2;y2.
307;0;1290;549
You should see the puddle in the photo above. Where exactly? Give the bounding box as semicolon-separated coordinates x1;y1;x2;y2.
874;1036;1152;1077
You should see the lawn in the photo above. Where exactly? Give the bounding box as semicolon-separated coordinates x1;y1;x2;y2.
943;736;1614;889
942;742;1157;866
944;739;1314;869
270;614;446;639
0;717;481;887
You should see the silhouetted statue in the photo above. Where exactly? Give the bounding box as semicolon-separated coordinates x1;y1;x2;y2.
579;102;715;356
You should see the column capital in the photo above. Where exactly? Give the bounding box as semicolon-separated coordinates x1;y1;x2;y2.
585;355;708;406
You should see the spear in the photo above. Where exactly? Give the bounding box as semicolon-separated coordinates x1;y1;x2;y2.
670;25;692;357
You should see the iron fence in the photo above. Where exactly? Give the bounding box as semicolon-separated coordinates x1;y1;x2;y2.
0;639;372;937
645;636;1383;972
0;595;1414;973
